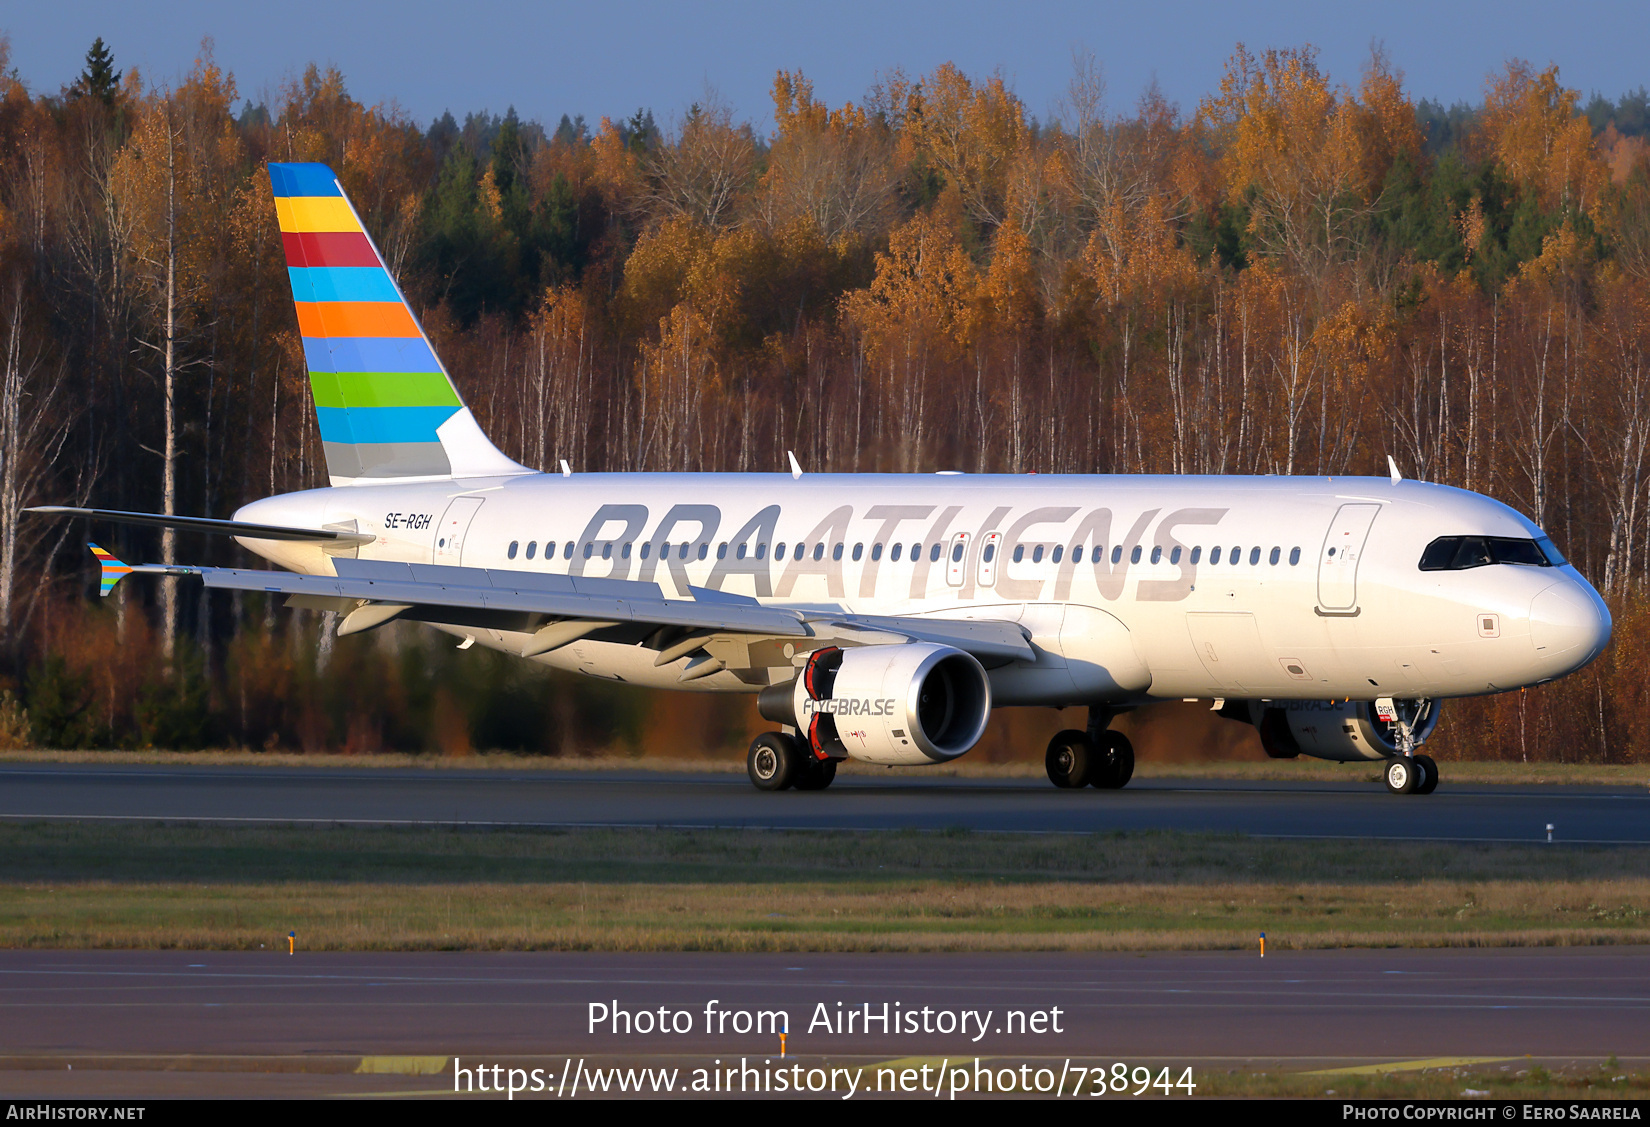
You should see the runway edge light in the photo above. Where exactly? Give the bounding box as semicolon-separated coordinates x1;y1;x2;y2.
289;930;296;955
1260;931;1265;958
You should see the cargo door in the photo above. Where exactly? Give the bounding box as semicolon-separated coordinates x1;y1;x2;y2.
1186;611;1272;694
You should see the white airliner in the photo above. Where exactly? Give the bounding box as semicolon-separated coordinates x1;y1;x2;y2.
31;164;1613;795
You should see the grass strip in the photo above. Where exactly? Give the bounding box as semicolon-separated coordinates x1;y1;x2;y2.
0;822;1645;951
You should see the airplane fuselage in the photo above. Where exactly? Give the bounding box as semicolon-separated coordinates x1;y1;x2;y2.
235;470;1612;715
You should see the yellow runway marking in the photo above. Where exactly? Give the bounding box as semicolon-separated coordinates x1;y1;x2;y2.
355;1055;449;1075
1302;1056;1523;1076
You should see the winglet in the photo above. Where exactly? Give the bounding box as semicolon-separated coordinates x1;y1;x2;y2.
1387;456;1402;485
787;450;803;480
88;543;132;598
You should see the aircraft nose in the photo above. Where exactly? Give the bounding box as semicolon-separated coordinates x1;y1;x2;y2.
1529;579;1612;672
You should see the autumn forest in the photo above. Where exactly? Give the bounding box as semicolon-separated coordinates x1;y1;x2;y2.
0;35;1647;763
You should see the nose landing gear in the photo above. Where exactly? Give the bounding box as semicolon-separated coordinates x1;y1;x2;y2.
1385;752;1438;795
1378;698;1439;796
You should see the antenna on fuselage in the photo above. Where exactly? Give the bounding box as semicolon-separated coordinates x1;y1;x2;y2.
787;451;803;480
560;460;572;478
1387;456;1402;485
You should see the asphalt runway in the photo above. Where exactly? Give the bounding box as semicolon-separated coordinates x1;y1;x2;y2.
0;949;1644;1097
0;763;1646;843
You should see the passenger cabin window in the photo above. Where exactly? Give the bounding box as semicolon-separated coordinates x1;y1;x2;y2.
1249;547;1261;565
1013;545;1025;563
698;543;708;560
756;543;767;559
1170;546;1181;564
526;541;537;560
508;541;518;559
1210;546;1221;564
1269;546;1281;565
1190;546;1202;564
1112;546;1123;565
891;543;903;562
983;543;997;563
1130;546;1142;564
833;544;844;561
930;544;942;562
717;543;728;559
872;543;883;561
1148;546;1161;564
1033;545;1045;563
813;543;825;561
1418;535;1563;571
564;542;575;560
852;543;863;562
1289;547;1301;565
1052;545;1063;563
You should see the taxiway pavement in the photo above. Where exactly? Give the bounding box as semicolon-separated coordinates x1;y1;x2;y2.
0;763;1644;843
0;948;1644;1097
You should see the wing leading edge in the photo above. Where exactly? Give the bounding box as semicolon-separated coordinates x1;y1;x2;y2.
83;549;1034;668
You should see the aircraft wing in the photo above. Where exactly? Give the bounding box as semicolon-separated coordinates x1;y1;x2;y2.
113;554;1034;669
26;506;375;544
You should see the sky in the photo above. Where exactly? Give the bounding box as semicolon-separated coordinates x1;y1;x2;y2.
4;1;1646;133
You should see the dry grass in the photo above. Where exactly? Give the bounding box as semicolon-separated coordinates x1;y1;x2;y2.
0;822;1646;952
0;748;1643;786
2;878;1645;952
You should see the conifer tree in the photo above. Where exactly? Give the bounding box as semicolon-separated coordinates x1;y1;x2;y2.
71;37;121;106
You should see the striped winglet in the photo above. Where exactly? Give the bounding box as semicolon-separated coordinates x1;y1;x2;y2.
270;163;463;481
88;543;132;597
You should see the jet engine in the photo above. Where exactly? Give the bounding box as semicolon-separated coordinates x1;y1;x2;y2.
1225;699;1442;762
758;643;992;765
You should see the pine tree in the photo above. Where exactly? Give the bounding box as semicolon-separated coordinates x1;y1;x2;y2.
71;37;121;106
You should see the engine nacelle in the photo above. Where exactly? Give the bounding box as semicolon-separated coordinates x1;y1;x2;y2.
1233;699;1442;762
759;643;992;765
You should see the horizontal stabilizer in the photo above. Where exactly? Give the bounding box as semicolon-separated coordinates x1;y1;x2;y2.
29;506;375;544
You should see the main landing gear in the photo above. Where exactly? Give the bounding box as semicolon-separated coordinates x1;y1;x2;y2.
1045;708;1134;789
747;731;837;791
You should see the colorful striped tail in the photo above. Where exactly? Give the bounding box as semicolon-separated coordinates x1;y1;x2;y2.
269;163;524;484
88;543;132;597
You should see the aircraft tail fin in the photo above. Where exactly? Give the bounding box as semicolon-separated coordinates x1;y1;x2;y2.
268;162;526;485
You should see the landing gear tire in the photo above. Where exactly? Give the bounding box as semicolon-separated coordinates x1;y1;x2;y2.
748;732;804;791
793;756;838;791
1413;754;1438;795
1384;756;1418;795
1045;730;1093;788
1092;730;1136;789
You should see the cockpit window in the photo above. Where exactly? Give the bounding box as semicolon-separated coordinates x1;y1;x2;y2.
1419;535;1564;571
